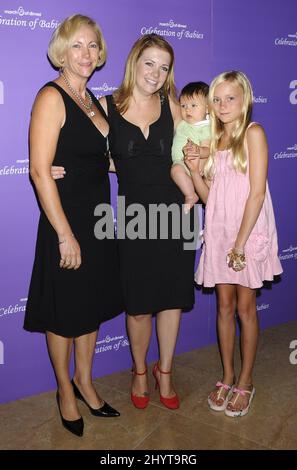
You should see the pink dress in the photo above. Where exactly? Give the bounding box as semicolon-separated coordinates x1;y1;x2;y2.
195;126;283;289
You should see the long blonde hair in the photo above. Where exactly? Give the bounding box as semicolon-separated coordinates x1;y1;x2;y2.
204;71;253;178
113;34;177;114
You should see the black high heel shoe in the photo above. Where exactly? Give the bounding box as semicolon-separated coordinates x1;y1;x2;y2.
56;392;84;437
71;379;120;417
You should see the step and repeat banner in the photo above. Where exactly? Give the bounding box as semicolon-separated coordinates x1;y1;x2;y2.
0;0;296;403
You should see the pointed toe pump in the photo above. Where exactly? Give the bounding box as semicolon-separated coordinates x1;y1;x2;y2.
71;379;120;417
152;362;180;410
56;392;84;437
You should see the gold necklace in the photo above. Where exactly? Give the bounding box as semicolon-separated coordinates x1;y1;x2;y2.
61;72;95;118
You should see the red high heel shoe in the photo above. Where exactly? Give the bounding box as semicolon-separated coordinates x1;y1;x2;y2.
131;367;150;409
152;362;180;409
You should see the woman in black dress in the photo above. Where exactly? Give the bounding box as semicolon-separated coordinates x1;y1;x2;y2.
53;34;196;410
24;15;122;437
100;35;196;410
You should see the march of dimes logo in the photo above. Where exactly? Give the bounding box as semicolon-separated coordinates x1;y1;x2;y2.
91;83;118;100
274;144;297;160
95;334;129;355
0;5;59;30
279;245;297;262
275;31;297;47
0;297;27;319
256;303;270;312
253;95;268;105
0;158;29;176
140;19;205;41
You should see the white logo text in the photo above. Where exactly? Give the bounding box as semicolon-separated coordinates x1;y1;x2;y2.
0;340;4;365
0;80;3;104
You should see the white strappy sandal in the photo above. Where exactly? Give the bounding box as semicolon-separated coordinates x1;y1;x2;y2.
208;381;234;412
225;386;255;417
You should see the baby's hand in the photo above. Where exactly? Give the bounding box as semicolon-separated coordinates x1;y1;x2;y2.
184;155;200;174
182;139;199;157
183;139;200;174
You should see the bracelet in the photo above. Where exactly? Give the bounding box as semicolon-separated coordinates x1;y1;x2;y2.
58;233;74;245
226;248;246;271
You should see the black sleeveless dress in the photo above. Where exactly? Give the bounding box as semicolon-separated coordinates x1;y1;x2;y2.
24;83;123;337
106;94;195;315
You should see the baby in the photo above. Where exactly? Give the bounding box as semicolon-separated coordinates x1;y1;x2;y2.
171;81;210;213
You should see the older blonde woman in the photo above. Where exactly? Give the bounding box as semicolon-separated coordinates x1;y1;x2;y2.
24;14;123;437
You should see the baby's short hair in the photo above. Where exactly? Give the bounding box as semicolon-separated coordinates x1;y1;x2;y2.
180;81;209;100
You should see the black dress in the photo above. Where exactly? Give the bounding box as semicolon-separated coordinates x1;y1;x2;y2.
106;94;196;315
24;83;123;338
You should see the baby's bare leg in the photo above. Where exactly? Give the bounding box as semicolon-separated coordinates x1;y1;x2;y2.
171;164;199;214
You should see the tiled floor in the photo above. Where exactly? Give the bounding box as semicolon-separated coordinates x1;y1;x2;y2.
0;320;296;450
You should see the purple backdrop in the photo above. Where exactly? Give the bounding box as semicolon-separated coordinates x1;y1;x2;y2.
0;0;296;403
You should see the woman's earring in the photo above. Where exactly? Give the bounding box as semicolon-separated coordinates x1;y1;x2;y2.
206;112;210;121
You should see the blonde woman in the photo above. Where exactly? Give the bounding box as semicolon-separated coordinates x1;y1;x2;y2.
184;71;282;417
100;34;196;410
24;15;123;437
52;34;196;410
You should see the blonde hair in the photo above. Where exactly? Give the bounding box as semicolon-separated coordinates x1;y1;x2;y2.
48;14;106;68
204;71;253;178
113;34;177;114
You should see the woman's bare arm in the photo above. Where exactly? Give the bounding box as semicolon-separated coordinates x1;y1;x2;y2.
234;124;268;251
30;87;81;269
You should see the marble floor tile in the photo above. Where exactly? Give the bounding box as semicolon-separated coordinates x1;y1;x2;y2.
134;413;269;450
0;320;296;450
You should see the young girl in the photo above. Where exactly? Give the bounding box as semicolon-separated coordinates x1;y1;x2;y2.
184;71;282;417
